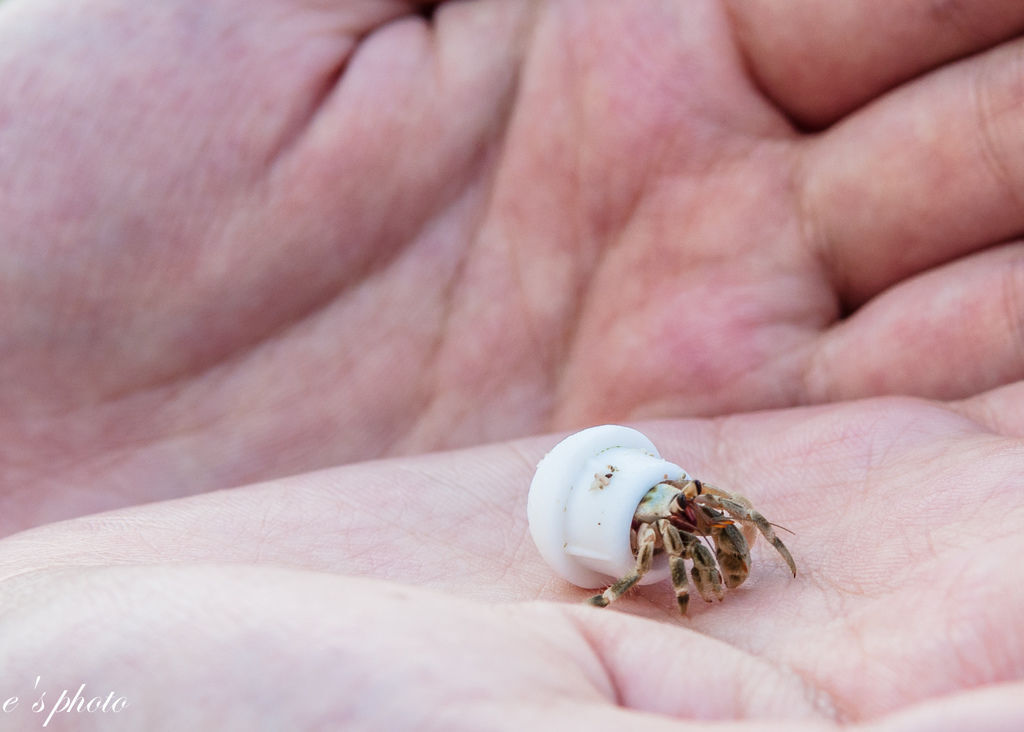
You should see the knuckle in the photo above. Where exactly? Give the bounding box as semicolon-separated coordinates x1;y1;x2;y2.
972;45;1024;207
1000;247;1024;365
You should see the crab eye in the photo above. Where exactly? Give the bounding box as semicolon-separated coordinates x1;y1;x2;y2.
693;479;703;495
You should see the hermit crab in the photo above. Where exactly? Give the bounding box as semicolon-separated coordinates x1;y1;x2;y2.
586;477;796;614
527;425;796;615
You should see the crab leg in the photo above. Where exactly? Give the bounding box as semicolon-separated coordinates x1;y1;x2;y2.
684;530;724;602
706;514;751;588
586;522;658;608
699;490;797;577
656;519;691;616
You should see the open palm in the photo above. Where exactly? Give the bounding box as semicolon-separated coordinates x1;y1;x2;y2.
4;0;1024;533
1;394;1021;729
2;1;1024;729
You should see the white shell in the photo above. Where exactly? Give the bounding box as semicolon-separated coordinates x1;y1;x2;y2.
527;425;689;589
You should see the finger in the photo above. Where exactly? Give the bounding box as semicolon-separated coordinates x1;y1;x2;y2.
863;682;1024;732
803;242;1024;404
950;381;1024;437
0;566;612;730
0;564;828;728
725;0;1024;127
0;439;566;598
0;425;713;609
799;39;1024;306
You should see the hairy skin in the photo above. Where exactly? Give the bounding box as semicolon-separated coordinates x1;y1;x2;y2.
0;396;1023;729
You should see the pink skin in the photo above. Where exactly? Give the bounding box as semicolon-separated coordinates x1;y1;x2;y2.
1;1;1024;729
1;397;1023;729
4;1;1024;530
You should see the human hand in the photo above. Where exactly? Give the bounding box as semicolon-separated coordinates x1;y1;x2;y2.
4;2;1024;525
1;389;1021;729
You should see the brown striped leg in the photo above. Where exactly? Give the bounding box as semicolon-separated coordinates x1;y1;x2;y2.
684;531;724;602
699;490;797;578
586;522;658;608
657;519;691;616
709;518;750;589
